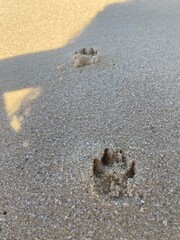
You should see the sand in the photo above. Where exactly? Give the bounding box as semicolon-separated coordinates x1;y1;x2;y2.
0;0;126;59
0;0;180;239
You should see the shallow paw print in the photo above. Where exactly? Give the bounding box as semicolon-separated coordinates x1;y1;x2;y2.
92;148;136;199
73;47;100;67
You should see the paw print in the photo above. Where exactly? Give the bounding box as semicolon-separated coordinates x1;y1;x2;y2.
73;47;100;67
93;148;136;198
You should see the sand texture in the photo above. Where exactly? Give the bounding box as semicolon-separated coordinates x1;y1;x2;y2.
0;0;180;239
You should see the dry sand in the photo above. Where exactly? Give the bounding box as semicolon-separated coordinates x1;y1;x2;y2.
0;0;180;239
0;0;126;59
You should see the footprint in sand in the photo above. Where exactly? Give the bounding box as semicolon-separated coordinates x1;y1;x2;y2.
73;47;100;67
92;148;136;199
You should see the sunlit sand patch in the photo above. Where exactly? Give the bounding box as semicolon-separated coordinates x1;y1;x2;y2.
1;0;127;59
3;87;41;132
10;115;21;132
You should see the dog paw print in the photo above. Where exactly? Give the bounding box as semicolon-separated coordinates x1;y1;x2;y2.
92;148;136;198
73;47;100;67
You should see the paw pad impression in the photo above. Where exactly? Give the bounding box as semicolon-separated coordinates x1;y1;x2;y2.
93;148;136;198
73;47;100;67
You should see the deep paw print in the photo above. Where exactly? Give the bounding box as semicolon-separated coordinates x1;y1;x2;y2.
73;47;100;67
93;148;136;198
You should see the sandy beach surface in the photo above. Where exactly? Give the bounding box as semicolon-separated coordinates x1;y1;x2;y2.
0;0;126;59
0;0;180;239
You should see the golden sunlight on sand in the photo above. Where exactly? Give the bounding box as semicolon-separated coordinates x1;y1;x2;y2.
3;88;41;132
0;0;127;59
